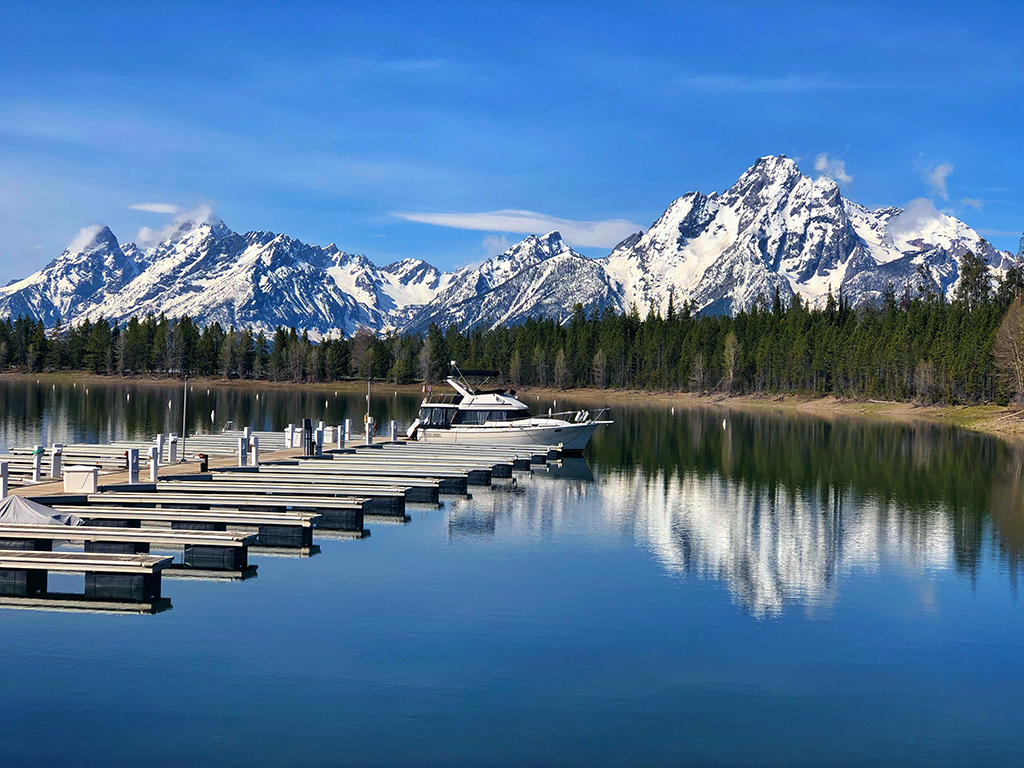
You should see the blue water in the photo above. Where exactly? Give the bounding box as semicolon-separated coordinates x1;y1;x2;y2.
0;381;1021;767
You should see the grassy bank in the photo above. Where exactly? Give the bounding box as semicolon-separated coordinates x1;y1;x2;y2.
4;371;1022;443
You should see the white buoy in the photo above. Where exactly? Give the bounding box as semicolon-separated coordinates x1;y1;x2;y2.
127;393;130;401
722;419;727;429
210;410;215;422
325;400;328;408
671;406;675;414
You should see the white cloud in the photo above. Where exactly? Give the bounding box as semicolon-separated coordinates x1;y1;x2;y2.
814;153;853;185
136;203;217;247
976;229;1019;237
482;234;511;258
672;74;865;93
888;198;948;247
392;209;642;248
924;162;953;200
960;197;983;210
128;202;181;214
65;224;105;253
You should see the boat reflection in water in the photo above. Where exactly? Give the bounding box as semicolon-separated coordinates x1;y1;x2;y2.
445;409;1022;617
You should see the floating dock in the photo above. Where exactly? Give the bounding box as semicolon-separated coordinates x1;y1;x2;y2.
1;419;581;614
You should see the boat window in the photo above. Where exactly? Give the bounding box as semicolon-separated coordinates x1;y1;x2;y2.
419;407;455;428
489;409;530;421
452;409;531;423
452;410;487;425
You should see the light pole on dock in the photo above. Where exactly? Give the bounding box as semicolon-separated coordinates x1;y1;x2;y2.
181;376;188;462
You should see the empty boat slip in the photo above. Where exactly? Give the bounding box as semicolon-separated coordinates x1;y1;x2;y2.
342;450;516;471
0;524;256;571
289;457;497;484
0;549;172;605
256;464;471;494
200;470;452;499
41;505;330;547
150;479;415;511
80;490;373;524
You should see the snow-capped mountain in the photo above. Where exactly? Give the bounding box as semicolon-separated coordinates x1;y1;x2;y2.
0;155;1017;336
405;235;622;333
0;212;456;338
0;226;143;326
601;155;1016;315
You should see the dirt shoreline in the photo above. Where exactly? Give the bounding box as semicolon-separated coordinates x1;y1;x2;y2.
4;371;1023;443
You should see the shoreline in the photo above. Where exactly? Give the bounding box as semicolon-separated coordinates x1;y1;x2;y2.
4;371;1022;443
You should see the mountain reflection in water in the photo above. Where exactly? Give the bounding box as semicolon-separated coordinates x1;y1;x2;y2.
2;379;1020;618
447;406;1023;616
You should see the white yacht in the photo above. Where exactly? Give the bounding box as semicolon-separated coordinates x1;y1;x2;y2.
406;368;611;453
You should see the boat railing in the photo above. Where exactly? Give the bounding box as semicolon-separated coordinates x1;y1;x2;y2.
423;394;462;405
544;408;609;423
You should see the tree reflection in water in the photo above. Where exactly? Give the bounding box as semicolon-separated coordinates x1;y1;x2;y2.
2;379;1020;615
446;400;1023;615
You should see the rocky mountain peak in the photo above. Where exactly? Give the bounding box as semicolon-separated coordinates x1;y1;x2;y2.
1;156;1016;337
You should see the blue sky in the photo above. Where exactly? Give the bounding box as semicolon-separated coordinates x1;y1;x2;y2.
0;0;1020;283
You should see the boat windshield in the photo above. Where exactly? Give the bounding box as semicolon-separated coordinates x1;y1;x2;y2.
451;408;531;425
419;407;457;428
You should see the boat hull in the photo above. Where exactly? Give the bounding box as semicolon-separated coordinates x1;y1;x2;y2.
416;421;603;452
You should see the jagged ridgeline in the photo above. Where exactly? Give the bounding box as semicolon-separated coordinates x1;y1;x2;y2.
1;155;1019;336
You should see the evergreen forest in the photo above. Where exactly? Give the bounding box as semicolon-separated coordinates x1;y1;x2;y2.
2;254;1023;405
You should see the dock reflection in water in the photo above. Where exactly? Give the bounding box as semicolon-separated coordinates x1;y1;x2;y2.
0;379;1021;767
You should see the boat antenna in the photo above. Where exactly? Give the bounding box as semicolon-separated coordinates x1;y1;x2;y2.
450;360;469;390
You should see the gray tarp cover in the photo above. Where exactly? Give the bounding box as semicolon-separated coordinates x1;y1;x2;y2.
0;495;83;526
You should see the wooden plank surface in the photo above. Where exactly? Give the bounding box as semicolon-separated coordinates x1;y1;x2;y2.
0;524;255;547
0;549;173;573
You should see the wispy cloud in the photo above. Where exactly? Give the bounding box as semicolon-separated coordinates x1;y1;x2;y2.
889;198;954;248
482;234;511;258
392;209;642;248
976;229;1019;238
136;204;217;247
924;162;953;200
814;152;853;185
66;224;105;253
672;74;867;93
128;202;180;214
960;197;984;210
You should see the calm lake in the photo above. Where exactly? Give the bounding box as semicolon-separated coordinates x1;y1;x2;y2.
0;378;1021;768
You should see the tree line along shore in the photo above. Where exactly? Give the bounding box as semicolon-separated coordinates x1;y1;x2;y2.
1;254;1023;407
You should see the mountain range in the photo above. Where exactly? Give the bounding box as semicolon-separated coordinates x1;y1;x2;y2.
1;155;1017;337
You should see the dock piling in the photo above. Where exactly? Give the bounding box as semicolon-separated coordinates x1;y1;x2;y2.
50;444;63;479
127;449;139;484
32;446;43;482
0;461;7;499
148;446;159;482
